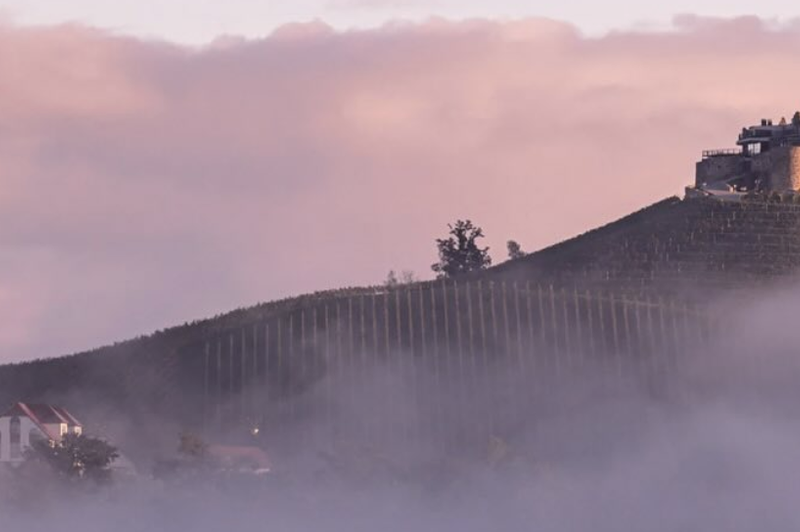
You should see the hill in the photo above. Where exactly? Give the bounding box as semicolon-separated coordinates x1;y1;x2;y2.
3;196;800;453
493;195;800;297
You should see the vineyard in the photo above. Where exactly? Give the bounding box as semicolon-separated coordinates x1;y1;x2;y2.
1;196;800;451
175;282;709;451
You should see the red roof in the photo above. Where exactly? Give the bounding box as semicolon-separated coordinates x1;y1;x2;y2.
1;402;83;440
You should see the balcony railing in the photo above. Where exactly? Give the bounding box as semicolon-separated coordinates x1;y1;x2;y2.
702;148;743;158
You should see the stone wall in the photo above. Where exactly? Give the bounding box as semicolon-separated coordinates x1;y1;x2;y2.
751;146;800;192
696;155;745;187
493;197;800;300
697;148;800;192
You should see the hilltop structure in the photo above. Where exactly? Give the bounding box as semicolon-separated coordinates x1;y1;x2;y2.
691;113;800;199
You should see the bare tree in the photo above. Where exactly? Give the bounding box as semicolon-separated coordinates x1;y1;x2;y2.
400;270;417;284
384;270;400;288
384;269;418;287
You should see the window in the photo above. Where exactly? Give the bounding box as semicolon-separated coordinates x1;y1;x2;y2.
9;417;21;459
747;143;762;156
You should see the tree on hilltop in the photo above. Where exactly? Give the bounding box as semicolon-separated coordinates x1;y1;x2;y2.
431;220;491;278
385;270;400;287
400;270;417;284
384;269;418;287
506;240;526;260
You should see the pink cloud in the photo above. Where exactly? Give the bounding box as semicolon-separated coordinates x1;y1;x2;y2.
1;16;799;362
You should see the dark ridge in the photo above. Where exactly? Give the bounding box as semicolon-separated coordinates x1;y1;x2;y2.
0;197;682;381
7;195;800;376
4;195;800;449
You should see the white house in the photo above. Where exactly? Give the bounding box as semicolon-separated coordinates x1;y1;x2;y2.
0;402;83;463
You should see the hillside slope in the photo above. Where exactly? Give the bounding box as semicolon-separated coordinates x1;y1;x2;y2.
3;196;800;450
493;196;800;297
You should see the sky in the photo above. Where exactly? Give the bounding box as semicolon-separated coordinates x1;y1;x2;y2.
3;6;800;363
1;0;800;44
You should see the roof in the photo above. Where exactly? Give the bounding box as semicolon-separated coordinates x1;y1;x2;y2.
738;122;800;145
1;402;83;440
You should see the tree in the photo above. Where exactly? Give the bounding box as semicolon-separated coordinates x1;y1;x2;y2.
178;431;208;459
385;269;418;287
153;432;210;481
431;220;491;278
384;270;399;288
26;433;119;483
793;111;800;127
400;270;417;284
506;240;526;260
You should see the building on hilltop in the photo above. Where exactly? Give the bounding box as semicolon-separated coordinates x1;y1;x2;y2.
0;402;83;463
690;112;800;199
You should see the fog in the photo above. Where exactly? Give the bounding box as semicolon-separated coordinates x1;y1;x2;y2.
4;285;800;531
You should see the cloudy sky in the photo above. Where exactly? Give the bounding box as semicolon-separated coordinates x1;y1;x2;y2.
2;4;800;362
2;0;800;43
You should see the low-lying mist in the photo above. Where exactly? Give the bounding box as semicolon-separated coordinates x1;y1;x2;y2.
5;285;800;531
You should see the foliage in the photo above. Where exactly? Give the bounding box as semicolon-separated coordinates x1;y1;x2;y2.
384;269;418;287
385;270;399;287
486;435;510;468
793;111;800;127
178;431;208;459
431;220;492;278
26;433;119;483
153;432;211;481
506;240;526;260
400;270;417;284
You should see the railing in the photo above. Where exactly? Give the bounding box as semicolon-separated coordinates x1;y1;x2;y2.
702;149;742;159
